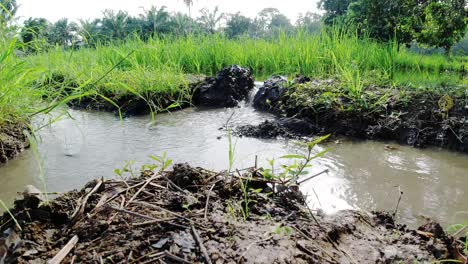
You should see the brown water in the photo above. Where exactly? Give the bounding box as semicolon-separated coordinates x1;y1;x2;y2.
0;101;467;227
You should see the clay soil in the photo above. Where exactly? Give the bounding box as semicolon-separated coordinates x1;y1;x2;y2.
243;77;468;153
1;164;466;263
0;121;29;164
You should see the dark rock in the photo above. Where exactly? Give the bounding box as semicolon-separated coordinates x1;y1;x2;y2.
293;74;311;84
278;117;318;135
235;120;291;139
253;75;288;111
373;211;395;228
418;222;446;239
235;117;318;139
192;65;254;107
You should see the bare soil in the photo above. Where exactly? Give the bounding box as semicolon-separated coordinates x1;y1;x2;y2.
245;76;468;153
0;121;29;164
1;164;466;263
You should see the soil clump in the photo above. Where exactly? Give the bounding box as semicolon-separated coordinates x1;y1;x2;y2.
1;164;465;263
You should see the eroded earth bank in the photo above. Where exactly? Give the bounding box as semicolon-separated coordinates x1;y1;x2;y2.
1;164;466;263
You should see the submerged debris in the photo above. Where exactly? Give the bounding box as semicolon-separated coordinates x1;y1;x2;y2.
1;164;465;263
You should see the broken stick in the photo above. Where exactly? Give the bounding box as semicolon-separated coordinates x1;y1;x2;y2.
47;235;79;264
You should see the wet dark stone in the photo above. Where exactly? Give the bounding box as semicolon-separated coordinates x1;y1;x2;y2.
278;117;318;135
372;211;395;229
292;74;311;84
253;75;288;111
236;120;289;139
235;117;318;139
192;65;254;107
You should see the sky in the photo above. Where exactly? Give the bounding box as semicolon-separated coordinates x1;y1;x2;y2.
16;0;321;23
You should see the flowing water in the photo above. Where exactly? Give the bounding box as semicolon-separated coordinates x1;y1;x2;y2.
0;94;467;228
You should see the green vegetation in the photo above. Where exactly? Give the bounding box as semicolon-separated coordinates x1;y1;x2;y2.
320;0;467;52
0;33;43;127
15;5;319;52
0;0;466;163
1;27;466;130
0;0;465;128
261;135;330;184
225;135;330;222
0;199;22;231
27;30;466;93
0;0;17;24
448;222;468;256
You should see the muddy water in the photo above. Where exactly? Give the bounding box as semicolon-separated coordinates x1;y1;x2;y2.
0;101;467;227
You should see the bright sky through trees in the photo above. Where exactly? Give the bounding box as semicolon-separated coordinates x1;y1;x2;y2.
16;0;321;23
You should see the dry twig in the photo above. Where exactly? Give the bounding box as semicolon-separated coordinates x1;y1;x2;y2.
47;235;79;264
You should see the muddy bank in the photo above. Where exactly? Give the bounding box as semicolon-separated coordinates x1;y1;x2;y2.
0;121;29;164
1;164;466;263
245;76;468;153
40;65;254;116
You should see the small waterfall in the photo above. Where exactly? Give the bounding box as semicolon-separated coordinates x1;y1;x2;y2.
245;82;263;106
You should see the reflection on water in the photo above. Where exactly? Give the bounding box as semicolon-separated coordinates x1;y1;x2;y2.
0;105;467;227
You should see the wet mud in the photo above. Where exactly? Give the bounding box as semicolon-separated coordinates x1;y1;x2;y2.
44;65;254;117
1;164;466;263
0;122;29;164
245;76;468;153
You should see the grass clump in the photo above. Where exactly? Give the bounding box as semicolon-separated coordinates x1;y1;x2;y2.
25;29;466;102
0;34;43;127
0;28;465;145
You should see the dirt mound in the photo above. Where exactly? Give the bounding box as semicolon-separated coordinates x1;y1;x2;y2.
56;74;206;117
1;164;466;263
192;65;254;107
253;76;288;112
0;121;29;164
235;118;320;139
248;77;468;153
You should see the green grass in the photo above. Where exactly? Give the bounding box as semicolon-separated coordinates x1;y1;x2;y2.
25;29;466;99
0;33;43;127
1;28;466;129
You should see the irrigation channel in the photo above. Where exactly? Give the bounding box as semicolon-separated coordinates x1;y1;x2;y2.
0;84;467;228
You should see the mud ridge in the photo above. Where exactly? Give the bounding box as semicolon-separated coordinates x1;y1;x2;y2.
244;76;468;153
1;164;466;263
42;65;254;117
0;121;29;164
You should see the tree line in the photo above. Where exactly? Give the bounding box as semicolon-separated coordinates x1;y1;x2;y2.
1;0;467;54
319;0;467;52
1;1;321;52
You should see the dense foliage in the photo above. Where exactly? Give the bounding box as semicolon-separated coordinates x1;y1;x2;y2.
15;6;321;52
0;0;17;24
320;0;468;51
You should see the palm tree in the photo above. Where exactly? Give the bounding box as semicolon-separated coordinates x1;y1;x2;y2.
180;0;195;33
141;6;171;37
182;0;193;17
0;0;17;24
48;18;78;48
198;6;225;34
101;10;129;41
79;19;102;46
171;12;193;36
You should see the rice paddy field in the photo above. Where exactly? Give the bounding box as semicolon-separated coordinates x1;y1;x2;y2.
0;30;466;129
1;25;468;263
